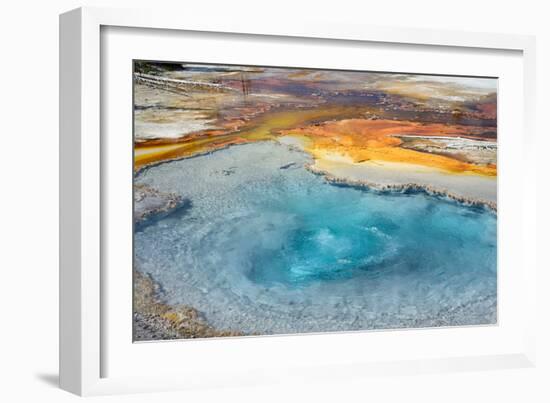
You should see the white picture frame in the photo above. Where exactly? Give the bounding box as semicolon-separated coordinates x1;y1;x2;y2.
59;6;538;396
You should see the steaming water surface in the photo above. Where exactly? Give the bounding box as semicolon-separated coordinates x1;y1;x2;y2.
134;142;497;334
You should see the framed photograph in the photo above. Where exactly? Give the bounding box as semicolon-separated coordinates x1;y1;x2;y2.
60;7;537;396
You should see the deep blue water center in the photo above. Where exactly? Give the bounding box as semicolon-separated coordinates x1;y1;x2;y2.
134;141;497;335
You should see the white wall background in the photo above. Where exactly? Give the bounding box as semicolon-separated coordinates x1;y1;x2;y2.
1;1;548;401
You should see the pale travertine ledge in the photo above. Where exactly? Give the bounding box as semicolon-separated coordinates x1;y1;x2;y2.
278;135;497;210
307;160;497;211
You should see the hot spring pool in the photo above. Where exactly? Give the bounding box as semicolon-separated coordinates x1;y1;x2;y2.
134;141;497;335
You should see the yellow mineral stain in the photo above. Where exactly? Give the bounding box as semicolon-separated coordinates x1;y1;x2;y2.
282;119;496;177
135;110;495;177
134;106;366;169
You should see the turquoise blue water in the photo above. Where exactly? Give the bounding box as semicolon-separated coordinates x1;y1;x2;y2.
134;141;497;335
247;184;495;289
